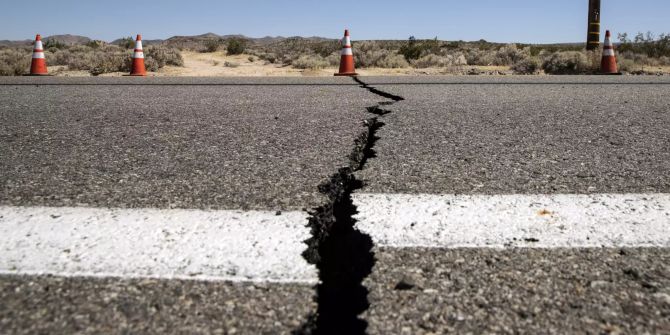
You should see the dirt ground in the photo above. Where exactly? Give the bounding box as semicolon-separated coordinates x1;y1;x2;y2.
47;50;670;77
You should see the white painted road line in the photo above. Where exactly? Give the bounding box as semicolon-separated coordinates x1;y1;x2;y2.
0;206;316;284
2;194;668;283
353;193;670;249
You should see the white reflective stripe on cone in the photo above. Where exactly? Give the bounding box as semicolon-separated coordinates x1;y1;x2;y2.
341;48;353;56
135;40;143;50
343;36;351;46
133;52;144;59
34;41;43;49
32;52;45;59
602;49;615;57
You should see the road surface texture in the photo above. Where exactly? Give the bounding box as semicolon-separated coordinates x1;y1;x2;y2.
1;76;669;334
355;76;670;334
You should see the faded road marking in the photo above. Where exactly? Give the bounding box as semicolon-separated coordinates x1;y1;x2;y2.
353;193;670;248
0;206;316;284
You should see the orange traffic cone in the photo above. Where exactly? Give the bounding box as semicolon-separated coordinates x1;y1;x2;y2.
334;29;358;76
29;34;48;75
129;34;147;76
601;30;619;74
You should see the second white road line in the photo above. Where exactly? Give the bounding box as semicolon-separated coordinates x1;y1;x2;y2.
0;206;316;284
1;193;668;284
353;193;670;249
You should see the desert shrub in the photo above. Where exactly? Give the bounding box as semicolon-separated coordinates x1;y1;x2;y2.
355;49;387;67
0;48;31;76
618;32;670;58
86;40;105;49
541;51;594;74
224;61;239;68
377;54;410;68
89;49;130;75
511;58;540;74
115;37;135;49
43;39;66;50
399;36;440;62
292;55;328;69
353;42;411;68
617;58;638;73
248;56;255;62
226;38;247;55
145;45;184;67
412;54;458;68
326;52;340;67
142;57;160;73
44;45;129;75
492;44;530;65
203;39;221;53
258;52;277;64
465;48;496;66
310;40;341;57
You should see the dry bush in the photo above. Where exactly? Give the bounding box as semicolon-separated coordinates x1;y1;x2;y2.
46;45;129;75
492;44;530;65
464;44;530;66
326;52;340;67
226;38;247;55
203;39;221;53
0;48;31;76
376;54;410;68
145;45;184;68
353;41;410;68
412;54;466;68
511;58;541;74
41;44;183;75
292;54;329;69
541;51;596;74
617;58;638;72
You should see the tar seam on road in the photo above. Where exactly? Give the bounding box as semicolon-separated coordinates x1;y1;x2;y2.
294;78;404;335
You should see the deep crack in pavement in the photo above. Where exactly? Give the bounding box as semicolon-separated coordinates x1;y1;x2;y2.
294;77;404;335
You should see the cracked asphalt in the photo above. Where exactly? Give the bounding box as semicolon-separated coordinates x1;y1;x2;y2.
2;76;670;334
356;76;670;334
0;77;378;334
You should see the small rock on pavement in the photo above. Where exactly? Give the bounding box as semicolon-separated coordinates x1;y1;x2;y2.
394;277;416;291
654;293;670;305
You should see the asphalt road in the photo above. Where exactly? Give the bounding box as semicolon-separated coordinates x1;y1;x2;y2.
1;76;669;334
356;76;670;334
0;77;376;334
0;77;375;210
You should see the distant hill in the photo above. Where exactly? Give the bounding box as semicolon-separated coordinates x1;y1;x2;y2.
110;37;164;46
43;34;92;45
0;39;32;47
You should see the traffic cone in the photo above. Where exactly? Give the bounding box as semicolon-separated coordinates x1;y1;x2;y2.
29;34;48;75
601;30;619;74
129;34;146;76
334;29;358;76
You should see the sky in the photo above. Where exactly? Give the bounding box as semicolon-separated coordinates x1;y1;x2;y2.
1;0;668;43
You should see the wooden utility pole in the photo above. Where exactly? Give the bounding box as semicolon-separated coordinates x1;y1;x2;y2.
586;0;601;50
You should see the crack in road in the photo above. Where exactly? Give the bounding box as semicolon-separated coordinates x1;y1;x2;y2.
294;77;404;335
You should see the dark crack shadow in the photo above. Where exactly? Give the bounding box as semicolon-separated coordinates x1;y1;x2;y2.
353;77;405;102
296;170;375;335
294;76;403;335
